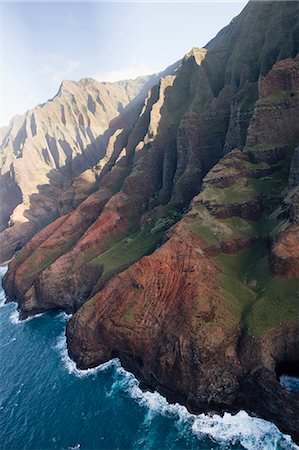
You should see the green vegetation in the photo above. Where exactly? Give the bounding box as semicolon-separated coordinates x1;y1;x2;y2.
214;246;299;337
87;230;163;277
247;277;299;336
14;246;32;264
188;144;297;247
245;144;278;153
250;146;295;200
201;178;259;207
215;245;268;286
124;304;136;324
172;56;203;123
25;239;77;279
239;82;259;111
150;209;182;234
243;160;272;171
187;140;298;338
189;219;219;246
266;90;298;104
189;207;260;245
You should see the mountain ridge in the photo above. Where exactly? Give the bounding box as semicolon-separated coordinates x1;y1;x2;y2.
0;61;181;263
2;0;299;443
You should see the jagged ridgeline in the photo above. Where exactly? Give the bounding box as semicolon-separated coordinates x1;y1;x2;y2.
0;63;181;263
2;0;299;443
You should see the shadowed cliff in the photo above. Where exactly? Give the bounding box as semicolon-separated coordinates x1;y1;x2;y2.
0;63;180;263
2;0;299;443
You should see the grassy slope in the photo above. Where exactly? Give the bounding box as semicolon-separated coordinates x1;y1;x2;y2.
215;247;299;337
10;2;299;332
87;230;163;277
187;138;298;336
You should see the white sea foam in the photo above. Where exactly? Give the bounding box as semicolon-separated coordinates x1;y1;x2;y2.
112;362;298;450
0;265;8;307
55;333;298;450
0;265;8;277
57;311;73;321
55;333;114;377
9;310;20;324
0;290;7;308
10;309;45;325
10;309;72;325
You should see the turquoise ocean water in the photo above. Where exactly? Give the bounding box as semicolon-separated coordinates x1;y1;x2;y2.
0;265;298;450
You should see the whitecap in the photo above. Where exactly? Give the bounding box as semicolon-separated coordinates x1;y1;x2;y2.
0;290;7;308
56;311;73;321
112;361;298;450
9;310;20;324
57;339;298;449
0;266;8;307
55;333;115;377
10;309;45;325
0;265;8;278
191;410;298;449
9;308;71;325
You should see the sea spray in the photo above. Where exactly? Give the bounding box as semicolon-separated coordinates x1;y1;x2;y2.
0;265;8;307
1;266;298;450
9;305;71;325
0;265;8;276
10;308;45;325
55;314;115;378
55;331;298;450
0;289;6;308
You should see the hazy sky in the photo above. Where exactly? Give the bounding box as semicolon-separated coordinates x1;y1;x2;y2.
0;1;247;127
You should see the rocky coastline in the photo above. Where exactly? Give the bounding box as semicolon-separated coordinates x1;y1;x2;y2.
1;1;299;444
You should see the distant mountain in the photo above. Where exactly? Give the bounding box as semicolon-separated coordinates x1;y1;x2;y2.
3;1;299;443
0;62;180;262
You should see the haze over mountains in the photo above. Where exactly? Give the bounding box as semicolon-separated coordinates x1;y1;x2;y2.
1;0;299;444
0;62;180;262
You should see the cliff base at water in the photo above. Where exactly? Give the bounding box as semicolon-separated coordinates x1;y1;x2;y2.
2;1;299;444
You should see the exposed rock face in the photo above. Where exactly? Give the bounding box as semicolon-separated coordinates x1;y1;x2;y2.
0;71;179;263
2;0;299;443
66;224;299;440
289;146;299;188
67;221;242;402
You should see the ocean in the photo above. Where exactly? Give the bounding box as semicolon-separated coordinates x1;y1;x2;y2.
0;265;298;450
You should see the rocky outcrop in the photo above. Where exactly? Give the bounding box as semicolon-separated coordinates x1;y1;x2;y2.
67;221;242;399
2;0;299;444
66;223;299;440
270;225;299;278
250;57;299;279
246;57;299;150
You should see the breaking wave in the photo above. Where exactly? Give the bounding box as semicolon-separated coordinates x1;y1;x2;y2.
0;265;8;307
56;332;298;450
10;309;45;325
55;332;114;377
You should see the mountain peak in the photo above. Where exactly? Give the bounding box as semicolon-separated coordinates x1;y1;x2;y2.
79;77;97;86
57;78;98;96
184;47;207;65
58;79;78;94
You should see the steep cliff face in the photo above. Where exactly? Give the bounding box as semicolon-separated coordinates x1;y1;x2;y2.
0;71;179;263
2;0;299;443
